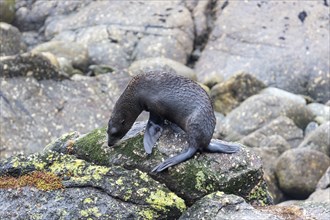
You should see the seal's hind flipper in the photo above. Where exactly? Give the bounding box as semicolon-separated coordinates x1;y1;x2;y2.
143;113;164;154
206;139;240;153
151;146;198;173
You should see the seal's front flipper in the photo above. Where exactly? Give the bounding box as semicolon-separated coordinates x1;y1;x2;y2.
143;113;164;154
206;139;240;153
151;146;197;173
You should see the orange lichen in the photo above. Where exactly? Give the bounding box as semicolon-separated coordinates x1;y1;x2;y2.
0;171;63;191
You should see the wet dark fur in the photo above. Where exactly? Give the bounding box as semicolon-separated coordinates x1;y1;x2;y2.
107;71;239;172
107;71;215;148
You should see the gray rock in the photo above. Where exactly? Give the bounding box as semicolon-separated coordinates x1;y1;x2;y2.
316;166;330;190
31;41;89;71
0;151;186;219
307;103;330;124
275;148;330;199
179;192;283;220
260;87;306;105
0;0;15;23
0;22;26;56
0;52;65;80
250;135;291;170
307;188;330;203
298;121;330;156
210;72;266;114
0;72;131;158
217;94;313;141
194;1;329;103
246;134;292;204
129;57;197;80
240;116;303;149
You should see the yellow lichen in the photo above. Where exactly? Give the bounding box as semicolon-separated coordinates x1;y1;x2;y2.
116;177;123;185
139;172;149;182
123;189;132;201
146;190;186;212
139;209;157;220
83;198;93;204
80;207;102;218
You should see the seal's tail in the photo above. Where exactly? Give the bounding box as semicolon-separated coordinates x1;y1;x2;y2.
206;139;240;153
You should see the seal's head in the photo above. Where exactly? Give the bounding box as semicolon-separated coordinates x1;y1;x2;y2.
107;112;130;147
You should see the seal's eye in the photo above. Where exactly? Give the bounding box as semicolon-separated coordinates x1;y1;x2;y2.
121;119;125;125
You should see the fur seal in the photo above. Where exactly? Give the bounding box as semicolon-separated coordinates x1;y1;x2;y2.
107;71;240;172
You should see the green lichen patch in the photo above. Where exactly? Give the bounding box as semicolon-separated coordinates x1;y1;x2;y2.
47;154;110;184
80;207;102;218
147;189;186;212
138;208;158;220
0;171;63;191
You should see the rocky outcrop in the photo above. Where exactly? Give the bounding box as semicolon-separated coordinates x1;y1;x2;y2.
0;73;130;158
194;0;329;103
14;1;194;70
0;151;186;219
0;122;271;219
44;122;272;206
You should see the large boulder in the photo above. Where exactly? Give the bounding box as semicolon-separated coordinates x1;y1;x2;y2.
0;151;186;219
194;1;329;103
275;148;330;199
217;94;313;141
45;122;272;206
